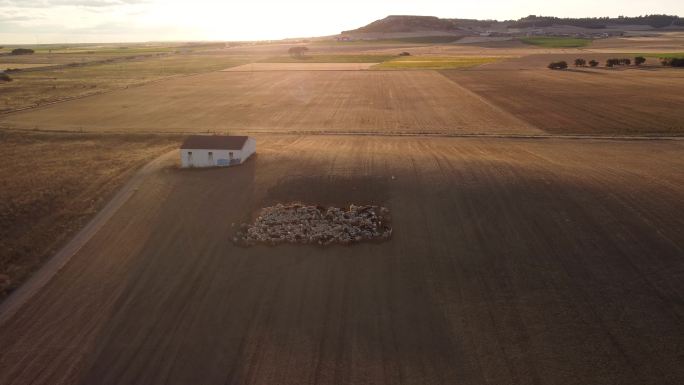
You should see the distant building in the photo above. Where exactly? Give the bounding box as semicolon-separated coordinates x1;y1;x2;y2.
180;135;256;168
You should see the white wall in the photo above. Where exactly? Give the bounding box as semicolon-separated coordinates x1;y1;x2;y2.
242;137;257;161
179;137;256;168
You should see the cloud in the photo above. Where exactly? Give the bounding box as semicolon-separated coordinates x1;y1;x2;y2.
0;9;45;23
0;0;149;8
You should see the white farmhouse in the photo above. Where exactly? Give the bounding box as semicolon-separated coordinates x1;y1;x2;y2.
180;135;256;168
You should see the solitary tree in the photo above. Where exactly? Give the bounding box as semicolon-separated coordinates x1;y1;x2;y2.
574;58;587;67
589;60;599;67
634;56;646;66
288;46;309;59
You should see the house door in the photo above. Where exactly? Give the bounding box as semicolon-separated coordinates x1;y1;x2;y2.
208;151;214;164
187;151;193;166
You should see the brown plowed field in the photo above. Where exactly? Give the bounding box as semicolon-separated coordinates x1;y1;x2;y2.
0;70;540;135
1;135;683;385
442;55;684;135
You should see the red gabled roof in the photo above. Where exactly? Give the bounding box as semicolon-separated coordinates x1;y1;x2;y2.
180;135;249;150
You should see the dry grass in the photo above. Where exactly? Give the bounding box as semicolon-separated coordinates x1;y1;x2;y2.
0;130;182;299
0;54;251;113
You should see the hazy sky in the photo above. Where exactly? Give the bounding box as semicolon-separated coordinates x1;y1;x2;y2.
1;0;683;44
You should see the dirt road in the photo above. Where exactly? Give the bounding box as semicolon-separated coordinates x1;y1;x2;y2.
0;149;177;327
1;135;682;385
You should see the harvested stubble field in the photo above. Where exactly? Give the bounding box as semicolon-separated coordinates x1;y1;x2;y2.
0;130;181;298
0;69;539;134
0;135;683;385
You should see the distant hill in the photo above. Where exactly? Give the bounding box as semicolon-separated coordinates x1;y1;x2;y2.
343;15;492;34
342;14;684;36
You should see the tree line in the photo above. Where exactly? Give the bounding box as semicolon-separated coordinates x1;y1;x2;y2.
547;55;684;70
512;14;683;29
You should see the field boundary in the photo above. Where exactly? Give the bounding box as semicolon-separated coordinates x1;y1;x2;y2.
243;130;684;141
0;149;177;328
1;127;682;141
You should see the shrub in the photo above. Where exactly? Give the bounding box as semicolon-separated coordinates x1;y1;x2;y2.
288;46;309;59
11;48;34;55
399;52;411;56
0;73;12;82
548;61;568;70
634;56;646;66
574;58;587;67
589;60;599;67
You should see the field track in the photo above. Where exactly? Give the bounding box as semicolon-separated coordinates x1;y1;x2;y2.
1;135;682;385
222;63;379;71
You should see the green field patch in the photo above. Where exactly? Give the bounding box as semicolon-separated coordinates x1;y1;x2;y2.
373;56;502;70
634;52;684;59
260;55;397;63
48;47;177;55
520;37;592;48
0;63;49;70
